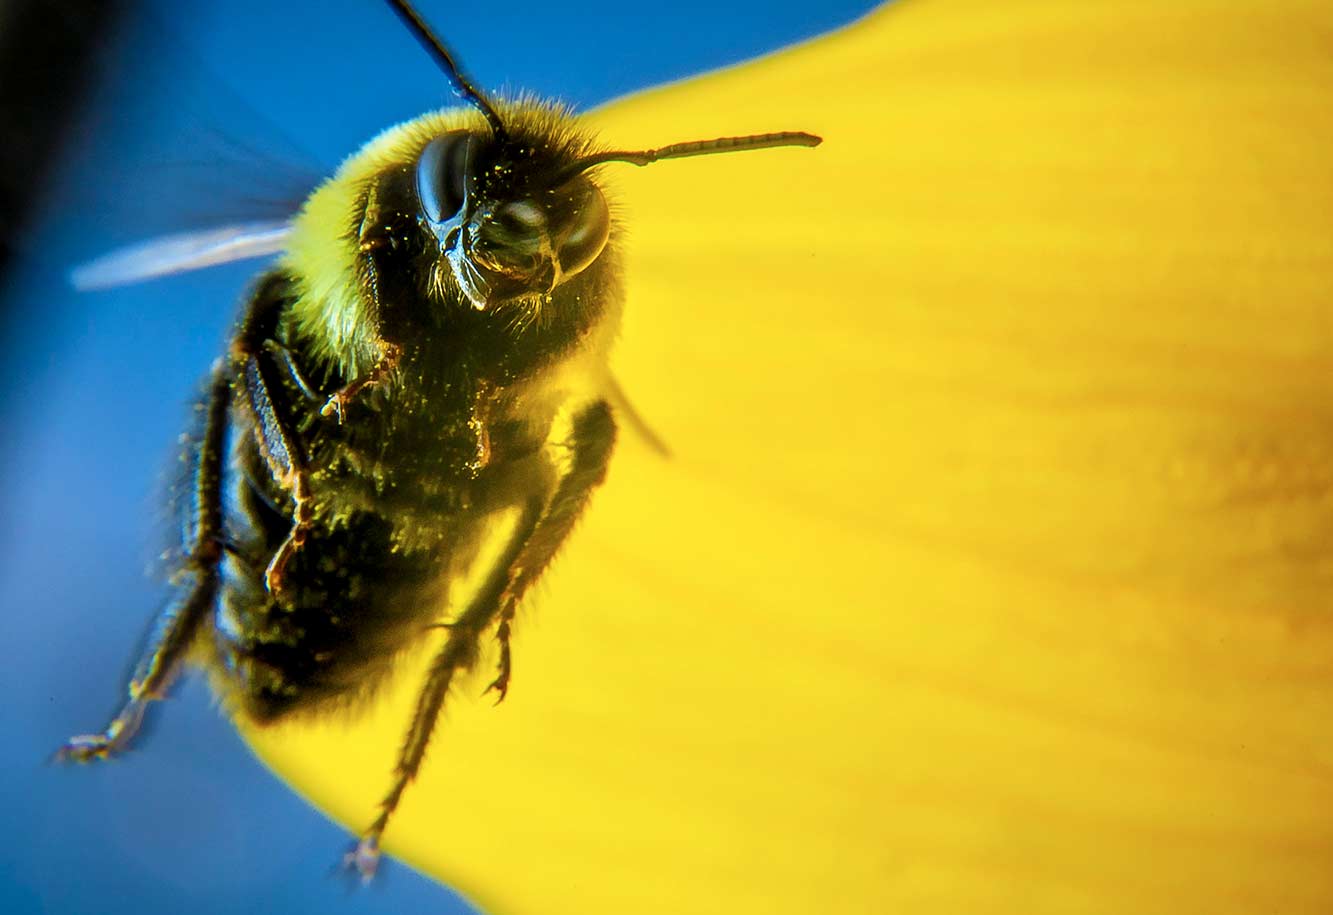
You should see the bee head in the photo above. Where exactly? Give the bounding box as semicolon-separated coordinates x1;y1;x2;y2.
388;0;819;312
415;130;611;311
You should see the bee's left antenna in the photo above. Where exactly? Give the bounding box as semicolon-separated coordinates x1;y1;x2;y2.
385;0;508;142
553;131;823;185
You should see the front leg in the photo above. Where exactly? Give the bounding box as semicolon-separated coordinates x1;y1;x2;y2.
320;338;401;423
322;190;409;424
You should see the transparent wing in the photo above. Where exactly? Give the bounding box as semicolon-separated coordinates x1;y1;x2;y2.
70;219;293;290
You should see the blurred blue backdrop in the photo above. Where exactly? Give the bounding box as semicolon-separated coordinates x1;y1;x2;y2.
0;1;880;912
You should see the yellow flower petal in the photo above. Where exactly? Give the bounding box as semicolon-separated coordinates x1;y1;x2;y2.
244;1;1333;912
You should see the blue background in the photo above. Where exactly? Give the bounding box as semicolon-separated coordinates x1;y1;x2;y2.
0;1;880;912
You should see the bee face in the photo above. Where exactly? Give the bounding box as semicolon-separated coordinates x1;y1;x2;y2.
415;129;611;309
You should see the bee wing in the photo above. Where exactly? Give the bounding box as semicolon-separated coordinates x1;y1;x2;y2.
69;220;293;291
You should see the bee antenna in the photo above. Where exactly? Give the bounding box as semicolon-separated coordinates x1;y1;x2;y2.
385;0;508;142
554;131;822;185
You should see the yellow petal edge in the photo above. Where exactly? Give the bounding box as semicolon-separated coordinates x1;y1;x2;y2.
243;1;1333;912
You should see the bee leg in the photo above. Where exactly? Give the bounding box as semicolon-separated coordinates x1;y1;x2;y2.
262;338;320;403
346;497;547;881
321;256;402;423
320;340;402;423
344;403;618;880
485;612;514;703
228;274;320;596
56;368;232;762
485;401;618;703
237;352;314;596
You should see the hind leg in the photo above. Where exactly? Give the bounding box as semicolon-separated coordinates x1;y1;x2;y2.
345;401;618;880
57;367;232;761
485;401;619;702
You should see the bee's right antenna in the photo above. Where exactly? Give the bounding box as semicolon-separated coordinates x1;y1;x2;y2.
386;0;508;142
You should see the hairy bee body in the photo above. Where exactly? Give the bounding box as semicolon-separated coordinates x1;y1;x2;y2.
59;2;816;877
199;107;621;722
63;102;627;876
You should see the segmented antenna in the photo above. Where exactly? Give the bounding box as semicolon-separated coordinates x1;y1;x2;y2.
555;131;823;184
386;0;508;141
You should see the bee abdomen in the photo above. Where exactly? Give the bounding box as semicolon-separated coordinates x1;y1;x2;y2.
210;469;445;723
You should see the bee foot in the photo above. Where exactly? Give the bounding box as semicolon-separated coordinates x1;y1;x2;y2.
320;392;349;424
264;530;306;596
264;557;287;595
485;619;513;704
54;734;114;763
341;834;382;884
484;676;509;704
319;343;401;425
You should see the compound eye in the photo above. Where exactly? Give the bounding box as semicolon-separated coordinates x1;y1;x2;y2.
416;131;473;227
555;183;610;279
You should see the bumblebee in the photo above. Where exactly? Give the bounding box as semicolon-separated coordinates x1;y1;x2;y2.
58;0;818;879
